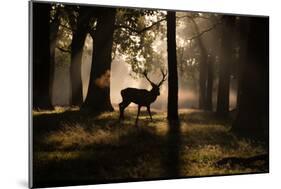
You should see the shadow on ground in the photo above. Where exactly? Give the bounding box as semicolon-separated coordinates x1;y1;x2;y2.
32;108;269;188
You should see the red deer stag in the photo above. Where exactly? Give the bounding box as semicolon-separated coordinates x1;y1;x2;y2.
119;70;167;124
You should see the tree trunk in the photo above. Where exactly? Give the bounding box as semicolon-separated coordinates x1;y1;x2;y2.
205;55;214;111
32;3;53;110
49;8;61;106
232;17;269;135
216;16;236;116
167;11;179;120
190;19;208;109
70;7;92;106
236;17;249;110
82;8;116;112
198;44;208;110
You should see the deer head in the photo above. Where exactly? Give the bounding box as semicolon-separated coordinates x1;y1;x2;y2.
143;69;167;96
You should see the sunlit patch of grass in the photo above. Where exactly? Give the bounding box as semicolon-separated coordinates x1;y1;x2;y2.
124;155;164;179
35;151;81;162
33;108;268;183
180;123;232;147
94;111;119;120
45;123;121;150
181;135;268;176
147;121;169;136
33;106;79;116
230;139;267;156
43;110;168;150
179;109;231;125
183;161;256;176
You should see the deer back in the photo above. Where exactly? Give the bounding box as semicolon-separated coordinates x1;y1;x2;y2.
121;88;158;106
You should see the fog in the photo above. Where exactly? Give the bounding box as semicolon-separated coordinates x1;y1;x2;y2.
79;34;206;111
52;47;237;111
51;13;238;111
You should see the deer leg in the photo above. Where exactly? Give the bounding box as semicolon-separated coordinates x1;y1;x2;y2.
119;101;130;120
135;105;141;125
119;102;124;120
147;106;153;121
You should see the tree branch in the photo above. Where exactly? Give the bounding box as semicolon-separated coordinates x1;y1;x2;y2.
88;28;96;38
115;17;167;34
59;23;73;32
176;15;210;20
187;21;221;41
56;46;71;53
176;13;222;41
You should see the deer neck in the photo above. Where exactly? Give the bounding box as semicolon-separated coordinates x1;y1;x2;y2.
149;90;158;103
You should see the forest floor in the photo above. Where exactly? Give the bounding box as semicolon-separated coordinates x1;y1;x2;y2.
32;108;269;187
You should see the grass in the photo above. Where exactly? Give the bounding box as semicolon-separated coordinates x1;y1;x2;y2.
32;108;268;187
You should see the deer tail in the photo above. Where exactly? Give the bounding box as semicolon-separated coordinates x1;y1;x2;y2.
121;89;126;98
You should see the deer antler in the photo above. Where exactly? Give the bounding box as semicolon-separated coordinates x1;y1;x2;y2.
158;69;168;87
143;70;155;86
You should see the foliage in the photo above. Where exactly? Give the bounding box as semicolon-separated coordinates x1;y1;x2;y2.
49;4;76;67
114;9;166;78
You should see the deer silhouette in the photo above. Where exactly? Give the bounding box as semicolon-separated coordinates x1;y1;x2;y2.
119;70;167;124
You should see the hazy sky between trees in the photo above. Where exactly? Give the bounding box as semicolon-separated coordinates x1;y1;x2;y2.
51;12;238;110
